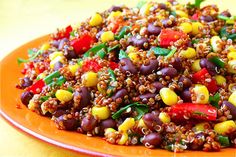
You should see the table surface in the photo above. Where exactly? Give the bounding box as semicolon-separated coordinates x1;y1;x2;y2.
0;0;235;157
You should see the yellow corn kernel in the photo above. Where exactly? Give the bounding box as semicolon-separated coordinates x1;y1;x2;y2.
192;22;203;35
215;75;226;86
138;118;147;128
128;52;139;63
179;47;197;59
194;122;210;132
179;22;192;33
175;10;188;18
92;106;110;120
227;51;236;60
126;46;136;53
101;31;114;43
214;120;236;135
118;118;135;132
81;71;98;87
140;3;151;16
191;59;201;72
89;13;103;26
228;46;236;52
108;11;122;20
228;91;236;107
55;90;73;102
40;43;50;51
192;84;209;104
159;112;171;123
104;128;116;136
49;51;63;61
160;88;178;106
210;36;222;52
228;60;236;74
68;64;79;75
118;132;128;145
50;56;65;69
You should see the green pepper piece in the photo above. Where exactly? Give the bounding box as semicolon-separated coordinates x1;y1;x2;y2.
218;135;230;147
44;71;61;85
56;76;66;86
208;56;225;68
148;47;171;56
96;49;106;59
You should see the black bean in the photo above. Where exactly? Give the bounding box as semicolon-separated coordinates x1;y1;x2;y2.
99;119;116;135
160;67;177;78
96;30;104;39
200;58;217;75
171;57;182;71
161;18;175;28
180;89;192;102
147;23;162;36
58;38;68;50
53;61;63;71
128;36;148;49
200;15;214;22
223;101;236;119
158;3;167;10
74;87;91;109
64;48;77;60
21;91;34;106
56;115;79;131
142;112;162;131
21;77;33;88
140;59;158;75
108;5;122;12
52;109;67;117
220;10;231;17
81;116;97;132
142;133;162;148
178;76;192;89
112;88;128;101
139;93;156;100
152;82;164;93
119;58;137;74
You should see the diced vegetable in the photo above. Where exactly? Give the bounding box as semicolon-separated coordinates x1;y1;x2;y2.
27;79;45;94
158;29;186;47
160;88;178;106
55;89;73;102
92;106;110;120
70;34;94;54
214;120;236;134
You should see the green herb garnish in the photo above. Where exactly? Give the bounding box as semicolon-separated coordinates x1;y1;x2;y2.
112;102;148;120
148;47;171;56
17;50;43;65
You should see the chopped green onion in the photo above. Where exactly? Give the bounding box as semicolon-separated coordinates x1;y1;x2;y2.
107;44;120;52
209;92;220;108
40;96;50;102
208;56;225;68
218;15;230;21
115;26;130;40
83;43;106;58
165;47;177;59
96;49;106;59
55;76;66;86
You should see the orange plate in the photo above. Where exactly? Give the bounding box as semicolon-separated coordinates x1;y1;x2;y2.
0;35;235;157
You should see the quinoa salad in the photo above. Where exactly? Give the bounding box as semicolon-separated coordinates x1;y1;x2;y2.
17;0;236;152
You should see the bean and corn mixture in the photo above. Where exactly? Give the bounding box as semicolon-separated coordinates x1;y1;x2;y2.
17;0;236;152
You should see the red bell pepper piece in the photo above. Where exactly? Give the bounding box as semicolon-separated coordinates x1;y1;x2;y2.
27;79;45;94
21;62;34;74
70;34;94;54
53;25;73;40
192;68;218;93
109;61;119;70
158;29;186;47
82;59;102;72
169;103;217;121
